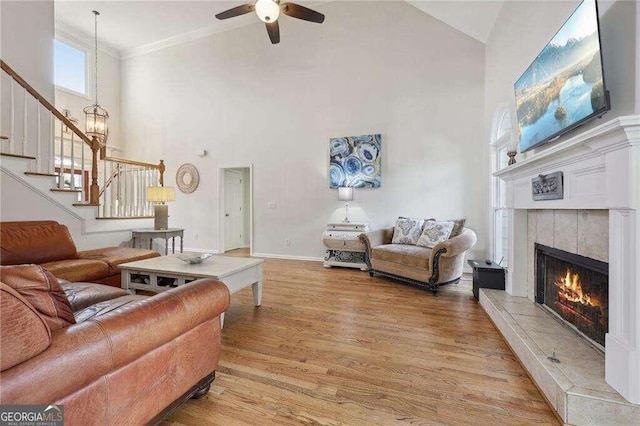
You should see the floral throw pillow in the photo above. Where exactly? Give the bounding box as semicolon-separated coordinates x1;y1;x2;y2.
391;217;426;245
417;220;455;248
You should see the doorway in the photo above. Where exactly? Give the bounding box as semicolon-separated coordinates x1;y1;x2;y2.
218;165;253;255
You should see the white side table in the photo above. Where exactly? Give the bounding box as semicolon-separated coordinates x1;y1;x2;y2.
322;222;370;270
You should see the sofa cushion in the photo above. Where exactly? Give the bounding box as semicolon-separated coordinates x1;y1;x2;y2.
0;224;78;265
61;282;131;312
391;217;426;245
74;294;149;323
371;244;432;270
0;282;52;371
40;259;110;283
0;265;75;331
78;247;160;275
417;220;455;248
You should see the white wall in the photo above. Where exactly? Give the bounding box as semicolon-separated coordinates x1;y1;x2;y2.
54;27;122;150
0;0;54;102
120;1;486;259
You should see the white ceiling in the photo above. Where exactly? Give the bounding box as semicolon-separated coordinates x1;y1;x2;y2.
408;1;503;43
55;1;504;57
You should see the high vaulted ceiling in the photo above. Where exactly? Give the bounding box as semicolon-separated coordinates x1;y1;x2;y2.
55;1;504;57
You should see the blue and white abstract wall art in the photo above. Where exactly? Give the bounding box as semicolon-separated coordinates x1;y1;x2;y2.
329;134;381;188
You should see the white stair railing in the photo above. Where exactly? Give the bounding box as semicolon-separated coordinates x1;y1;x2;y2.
1;60;165;215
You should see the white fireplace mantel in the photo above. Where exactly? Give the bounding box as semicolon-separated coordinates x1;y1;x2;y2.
493;115;640;405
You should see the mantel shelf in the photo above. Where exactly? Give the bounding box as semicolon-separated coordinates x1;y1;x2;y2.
494;115;640;181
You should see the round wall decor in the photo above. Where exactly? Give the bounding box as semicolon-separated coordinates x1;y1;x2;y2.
176;163;200;194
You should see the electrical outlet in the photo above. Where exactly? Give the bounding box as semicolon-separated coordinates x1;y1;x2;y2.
268;201;277;209
284;238;290;246
194;234;199;240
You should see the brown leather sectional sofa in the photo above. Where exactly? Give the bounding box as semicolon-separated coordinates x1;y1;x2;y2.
0;221;159;287
0;264;230;424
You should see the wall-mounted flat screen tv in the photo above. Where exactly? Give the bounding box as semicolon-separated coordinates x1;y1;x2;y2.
515;0;609;153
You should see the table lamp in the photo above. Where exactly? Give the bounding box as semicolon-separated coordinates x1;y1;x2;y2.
147;186;175;230
338;187;354;223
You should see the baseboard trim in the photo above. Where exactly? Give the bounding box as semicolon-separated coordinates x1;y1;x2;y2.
252;253;323;262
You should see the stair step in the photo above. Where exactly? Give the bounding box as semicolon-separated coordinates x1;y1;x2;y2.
25;171;57;177
50;187;82;193
96;216;155;220
73;202;100;207
1;152;36;160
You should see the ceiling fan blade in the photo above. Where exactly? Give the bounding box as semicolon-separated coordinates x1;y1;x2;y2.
280;3;325;24
266;21;280;44
215;4;255;20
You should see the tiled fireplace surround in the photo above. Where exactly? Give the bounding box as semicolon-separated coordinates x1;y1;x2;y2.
481;116;640;424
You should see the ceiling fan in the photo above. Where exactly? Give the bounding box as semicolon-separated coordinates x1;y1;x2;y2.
215;0;325;44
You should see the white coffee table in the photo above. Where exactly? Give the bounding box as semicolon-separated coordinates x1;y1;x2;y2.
118;254;264;327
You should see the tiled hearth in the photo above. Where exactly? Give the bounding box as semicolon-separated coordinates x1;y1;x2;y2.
488;115;640;424
481;290;639;424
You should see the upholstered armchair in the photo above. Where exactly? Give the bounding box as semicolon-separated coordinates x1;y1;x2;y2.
359;227;477;293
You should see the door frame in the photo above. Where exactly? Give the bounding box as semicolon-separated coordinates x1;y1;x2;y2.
223;168;244;251
218;164;253;255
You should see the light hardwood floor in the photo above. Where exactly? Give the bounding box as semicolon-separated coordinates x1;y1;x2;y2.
164;256;558;425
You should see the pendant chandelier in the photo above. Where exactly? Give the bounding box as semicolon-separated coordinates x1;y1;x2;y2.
84;10;109;144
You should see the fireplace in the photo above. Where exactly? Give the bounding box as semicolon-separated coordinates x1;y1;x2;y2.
535;243;609;349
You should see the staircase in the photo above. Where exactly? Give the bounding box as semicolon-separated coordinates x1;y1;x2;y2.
1;60;164;242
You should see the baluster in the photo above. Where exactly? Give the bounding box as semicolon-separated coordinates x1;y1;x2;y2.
49;114;54;175
123;164;127;217
112;162;117;217
144;169;148;216
134;167;138;216
9;79;15;153
81;138;86;201
139;167;143;216
120;164;127;216
103;156;107;216
70;132;75;191
58;120;64;188
124;164;128;216
36;106;41;172
115;163;121;216
127;164;132;217
22;89;27;156
144;169;148;215
116;163;121;217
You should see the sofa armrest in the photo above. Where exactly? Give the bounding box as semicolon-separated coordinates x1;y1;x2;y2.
0;278;230;405
427;228;478;285
359;227;394;251
433;228;477;258
359;228;394;269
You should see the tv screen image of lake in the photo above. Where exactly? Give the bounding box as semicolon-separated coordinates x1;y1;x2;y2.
515;0;606;152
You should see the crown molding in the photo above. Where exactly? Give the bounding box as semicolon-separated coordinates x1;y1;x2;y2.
120;20;249;60
120;0;332;60
56;22;121;60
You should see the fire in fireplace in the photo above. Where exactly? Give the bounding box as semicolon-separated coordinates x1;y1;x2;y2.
536;244;608;349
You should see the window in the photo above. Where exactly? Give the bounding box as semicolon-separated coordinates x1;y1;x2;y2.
490;106;513;267
54;39;88;96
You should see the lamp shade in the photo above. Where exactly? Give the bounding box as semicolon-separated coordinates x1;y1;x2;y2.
338;187;354;202
146;186;175;203
255;0;280;22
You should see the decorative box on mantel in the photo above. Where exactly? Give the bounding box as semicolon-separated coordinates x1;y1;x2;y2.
487;115;640;421
322;222;369;270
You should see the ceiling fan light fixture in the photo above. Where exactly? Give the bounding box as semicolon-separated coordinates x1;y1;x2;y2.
255;0;280;23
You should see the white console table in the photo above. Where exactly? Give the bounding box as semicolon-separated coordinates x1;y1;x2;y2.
322;222;369;270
